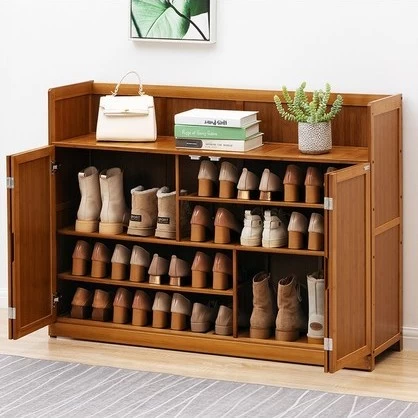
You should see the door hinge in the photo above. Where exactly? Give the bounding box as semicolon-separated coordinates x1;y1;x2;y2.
324;337;333;351
6;177;14;189
8;307;16;320
51;161;60;174
52;293;61;307
364;164;370;171
324;197;333;210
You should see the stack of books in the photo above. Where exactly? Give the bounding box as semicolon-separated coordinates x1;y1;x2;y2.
174;108;263;152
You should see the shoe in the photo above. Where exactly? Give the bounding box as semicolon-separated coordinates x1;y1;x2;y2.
152;292;172;328
191;251;212;288
170;293;192;330
308;213;324;251
168;255;191;286
307;271;325;343
215;305;233;336
148;253;169;284
218;161;238;198
240;209;262;247
304;167;323;204
75;166;101;233
110;244;131;281
275;275;307;341
237;168;259;200
91;289;113;321
258;168;282;201
249;272;275;339
287;212;308;249
113;288;133;324
129;245;150;282
70;287;93;319
214;207;241;244
262;210;288;248
155;187;176;239
212;252;232;290
132;290;152;326
283;164;304;202
127;186;158;236
72;240;92;276
99;168;129;234
91;242;111;278
198;160;218;197
190;205;212;242
190;302;218;333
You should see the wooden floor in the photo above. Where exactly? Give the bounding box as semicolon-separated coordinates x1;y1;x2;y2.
1;309;418;402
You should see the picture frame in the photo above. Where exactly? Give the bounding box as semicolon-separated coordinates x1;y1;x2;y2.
130;0;216;44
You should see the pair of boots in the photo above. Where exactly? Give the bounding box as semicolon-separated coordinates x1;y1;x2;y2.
75;166;129;235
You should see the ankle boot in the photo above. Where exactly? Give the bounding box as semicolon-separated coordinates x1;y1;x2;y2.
152;291;172;328
308;213;324;251
215;305;233;336
168;255;191;286
275;275;307;341
170;293;192;330
218;161;238;198
127;186;158;236
99;168;129;234
307;271;325;343
91;242;111;278
72;240;92;276
190;205;212;242
129;245;150;282
212;252;232;290
287;211;308;249
249;272;275;339
148;253;169;284
71;287;93;319
113;288;133;324
191;251;212;288
237;168;259;200
214;207;241;244
132;290;152;326
75;166;101;233
198;160;218;197
91;289;113;321
111;244;131;281
304;167;323;204
283;164;304;202
155;187;176;239
258;168;282;201
262;210;288;248
190;302;218;333
240;209;262;247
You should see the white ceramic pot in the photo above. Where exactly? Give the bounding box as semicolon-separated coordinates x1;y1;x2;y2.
298;121;332;154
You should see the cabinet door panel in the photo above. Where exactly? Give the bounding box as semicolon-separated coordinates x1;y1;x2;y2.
326;163;371;372
7;146;56;339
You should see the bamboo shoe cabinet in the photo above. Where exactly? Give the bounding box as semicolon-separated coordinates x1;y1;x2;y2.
7;81;402;373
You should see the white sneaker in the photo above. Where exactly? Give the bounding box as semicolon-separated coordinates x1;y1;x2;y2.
240;210;262;247
262;210;288;248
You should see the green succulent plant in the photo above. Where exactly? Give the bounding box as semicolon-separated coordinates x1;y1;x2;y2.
273;82;343;124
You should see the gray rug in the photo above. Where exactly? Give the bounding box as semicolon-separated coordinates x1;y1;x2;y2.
0;354;416;418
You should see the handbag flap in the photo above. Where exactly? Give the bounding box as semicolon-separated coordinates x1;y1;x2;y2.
100;95;154;115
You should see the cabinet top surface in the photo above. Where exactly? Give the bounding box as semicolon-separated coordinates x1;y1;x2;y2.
53;134;369;163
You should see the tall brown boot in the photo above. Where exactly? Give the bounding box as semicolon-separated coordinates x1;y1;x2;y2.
249;272;275;339
275;275;307;341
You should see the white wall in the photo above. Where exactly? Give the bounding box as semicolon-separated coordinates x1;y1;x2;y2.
1;0;417;348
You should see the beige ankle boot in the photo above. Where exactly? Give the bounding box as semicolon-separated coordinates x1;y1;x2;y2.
148;253;169;284
155;187;176;239
127;186;158;236
237;168;259;200
72;240;92;276
240;209;263;247
168;255;191;286
170;293;192;330
191;251;212;288
111;244;131;281
262;210;288;248
307;271;325;343
99;168;129;235
218;161;238;198
91;242;111;278
132;290;152;326
129;245;150;282
249;272;275;339
275;275;307;341
198;160;218;197
152;292;172;328
75;166;101;232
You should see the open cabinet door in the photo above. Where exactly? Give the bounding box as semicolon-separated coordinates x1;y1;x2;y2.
325;163;371;372
7;146;56;339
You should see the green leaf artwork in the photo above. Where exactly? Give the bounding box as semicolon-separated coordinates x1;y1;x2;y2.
131;0;211;41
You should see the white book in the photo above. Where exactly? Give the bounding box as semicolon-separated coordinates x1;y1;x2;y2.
174;108;259;128
175;133;263;152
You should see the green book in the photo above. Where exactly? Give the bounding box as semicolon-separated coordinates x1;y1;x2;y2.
174;121;260;140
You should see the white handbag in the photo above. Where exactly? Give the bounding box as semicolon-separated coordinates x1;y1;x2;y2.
96;71;157;142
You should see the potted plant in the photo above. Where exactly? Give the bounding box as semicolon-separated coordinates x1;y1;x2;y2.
274;82;343;154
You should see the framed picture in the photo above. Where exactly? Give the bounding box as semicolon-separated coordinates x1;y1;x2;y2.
130;0;216;43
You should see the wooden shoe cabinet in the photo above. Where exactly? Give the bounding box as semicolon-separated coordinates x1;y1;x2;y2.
7;81;402;372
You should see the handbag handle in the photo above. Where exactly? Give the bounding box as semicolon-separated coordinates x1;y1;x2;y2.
112;71;144;96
